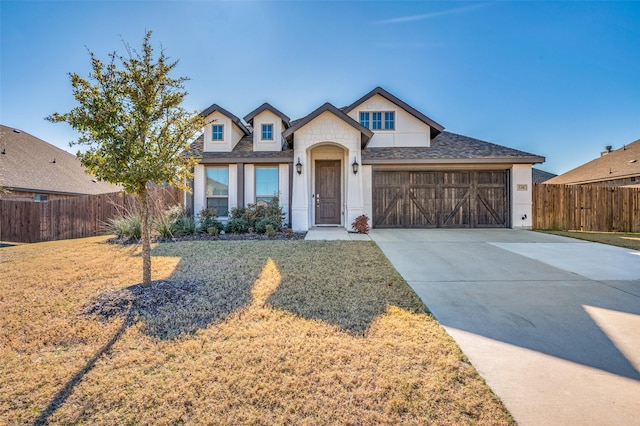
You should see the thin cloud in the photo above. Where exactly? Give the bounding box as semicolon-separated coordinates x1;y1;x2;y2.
374;3;489;25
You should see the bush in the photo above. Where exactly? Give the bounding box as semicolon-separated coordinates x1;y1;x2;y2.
226;197;285;233
225;218;249;234
172;215;196;236
107;213;142;240
265;224;276;238
153;217;174;238
351;214;370;234
255;218;281;234
197;208;223;234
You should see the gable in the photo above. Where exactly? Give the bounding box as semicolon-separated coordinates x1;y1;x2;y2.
344;86;444;138
283;103;373;148
346;94;432;148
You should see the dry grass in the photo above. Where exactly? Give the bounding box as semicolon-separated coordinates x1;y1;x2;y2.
537;230;640;250
1;237;514;425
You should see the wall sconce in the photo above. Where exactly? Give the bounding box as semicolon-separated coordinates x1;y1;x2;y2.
352;157;359;174
296;157;303;175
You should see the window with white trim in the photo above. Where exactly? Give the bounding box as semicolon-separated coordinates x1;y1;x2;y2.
261;124;273;140
255;166;278;204
359;112;369;129
206;166;229;216
359;111;395;130
211;124;224;141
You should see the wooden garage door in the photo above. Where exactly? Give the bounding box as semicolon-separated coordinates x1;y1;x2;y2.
373;171;509;228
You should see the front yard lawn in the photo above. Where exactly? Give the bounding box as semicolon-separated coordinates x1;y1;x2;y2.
1;237;513;424
537;230;640;251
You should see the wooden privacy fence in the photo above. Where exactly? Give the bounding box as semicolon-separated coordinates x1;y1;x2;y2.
532;183;640;232
0;187;183;243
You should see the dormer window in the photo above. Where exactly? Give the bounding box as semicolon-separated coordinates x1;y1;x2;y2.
261;124;273;140
361;111;394;130
212;124;224;141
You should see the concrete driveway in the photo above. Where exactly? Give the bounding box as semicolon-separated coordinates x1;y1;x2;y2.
370;229;640;426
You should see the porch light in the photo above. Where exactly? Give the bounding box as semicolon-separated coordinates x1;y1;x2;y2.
296;157;303;175
352;157;359;174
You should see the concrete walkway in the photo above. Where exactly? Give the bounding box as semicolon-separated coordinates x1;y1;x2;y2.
305;227;371;241
370;229;640;426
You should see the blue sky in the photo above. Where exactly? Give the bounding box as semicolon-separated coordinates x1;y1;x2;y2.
1;1;639;174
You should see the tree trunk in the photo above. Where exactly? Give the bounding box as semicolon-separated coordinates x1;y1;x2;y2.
140;186;152;285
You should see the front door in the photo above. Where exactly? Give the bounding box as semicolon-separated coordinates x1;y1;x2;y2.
315;160;341;224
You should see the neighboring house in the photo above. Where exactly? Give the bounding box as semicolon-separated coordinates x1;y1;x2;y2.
545;139;640;187
0;125;121;200
532;168;557;183
187;87;544;231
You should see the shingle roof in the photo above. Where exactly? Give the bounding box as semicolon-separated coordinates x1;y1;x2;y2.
343;86;445;138
243;103;291;129
362;131;545;164
186;134;293;162
0;125;122;195
200;103;250;136
283;102;374;148
532;168;557;183
186;130;543;165
545;139;640;185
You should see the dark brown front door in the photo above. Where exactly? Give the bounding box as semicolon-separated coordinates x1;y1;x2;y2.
315;160;341;224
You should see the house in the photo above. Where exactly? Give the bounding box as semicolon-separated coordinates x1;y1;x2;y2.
532;168;557;183
545;139;640;187
0;125;121;200
187;87;544;231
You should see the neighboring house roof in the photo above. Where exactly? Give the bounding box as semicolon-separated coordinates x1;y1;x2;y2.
283;102;374;148
362;131;545;164
343;86;445;138
545;139;640;185
186;135;293;163
200;103;251;136
243;103;291;129
532;168;557;183
0;125;122;195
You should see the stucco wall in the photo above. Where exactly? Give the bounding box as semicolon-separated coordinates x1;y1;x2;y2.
346;94;431;148
252;110;284;152
203;111;243;152
291;111;364;231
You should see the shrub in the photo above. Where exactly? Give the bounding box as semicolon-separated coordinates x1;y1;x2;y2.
153;217;174;238
107;213;142;240
225;218;249;234
197;208;223;234
172;215;196;236
255;218;281;234
351;214;370;234
226;197;285;233
265;224;276;238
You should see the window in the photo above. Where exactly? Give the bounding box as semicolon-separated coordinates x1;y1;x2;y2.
384;111;395;130
206;167;229;216
211;124;224;141
34;194;48;202
255;167;279;204
359;111;395;130
261;124;273;140
359;112;369;129
372;112;382;130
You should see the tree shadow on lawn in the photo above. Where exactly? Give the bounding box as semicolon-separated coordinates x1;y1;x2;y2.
36;240;426;423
